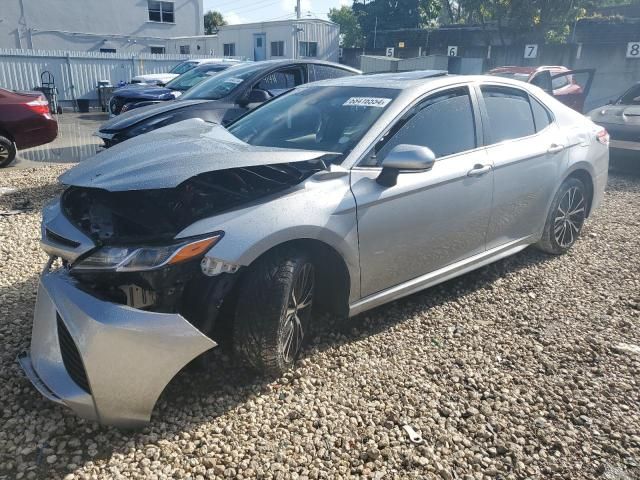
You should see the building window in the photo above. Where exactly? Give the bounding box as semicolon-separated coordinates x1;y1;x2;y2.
179;45;190;54
299;41;318;57
223;43;235;56
148;1;174;23
271;41;284;57
150;46;165;54
99;48;116;53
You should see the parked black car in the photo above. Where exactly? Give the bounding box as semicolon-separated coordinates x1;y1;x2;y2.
96;59;361;147
109;61;242;116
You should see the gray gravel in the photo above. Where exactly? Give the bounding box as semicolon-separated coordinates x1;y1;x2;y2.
1;165;639;480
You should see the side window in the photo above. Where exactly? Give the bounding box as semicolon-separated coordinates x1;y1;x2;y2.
551;75;570;90
255;68;303;96
370;88;476;166
311;65;356;82
530;96;552;132
481;86;535;144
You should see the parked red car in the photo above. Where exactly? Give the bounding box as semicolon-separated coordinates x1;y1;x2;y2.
488;66;594;113
0;88;58;167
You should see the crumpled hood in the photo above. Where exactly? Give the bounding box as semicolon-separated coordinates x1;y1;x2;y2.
62;119;333;192
99;99;211;131
589;104;640;125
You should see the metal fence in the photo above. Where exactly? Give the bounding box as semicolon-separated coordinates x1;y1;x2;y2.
0;48;206;106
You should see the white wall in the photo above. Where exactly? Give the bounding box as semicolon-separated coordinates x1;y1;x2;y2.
0;0;203;52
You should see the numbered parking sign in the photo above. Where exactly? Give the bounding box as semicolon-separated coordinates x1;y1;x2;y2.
627;42;640;58
386;47;394;57
448;46;458;57
524;44;538;59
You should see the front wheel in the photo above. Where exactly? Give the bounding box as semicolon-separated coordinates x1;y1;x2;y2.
0;136;17;168
536;177;588;254
234;248;315;375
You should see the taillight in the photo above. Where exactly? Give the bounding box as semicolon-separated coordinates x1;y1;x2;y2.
596;128;610;146
25;97;50;115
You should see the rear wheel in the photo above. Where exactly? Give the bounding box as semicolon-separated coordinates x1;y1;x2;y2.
0;136;16;168
234;248;315;375
536;177;588;254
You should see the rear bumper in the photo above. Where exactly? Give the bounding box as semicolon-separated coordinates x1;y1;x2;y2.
18;269;216;427
15;116;58;150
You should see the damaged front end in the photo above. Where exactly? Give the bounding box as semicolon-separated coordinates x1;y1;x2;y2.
20;121;333;426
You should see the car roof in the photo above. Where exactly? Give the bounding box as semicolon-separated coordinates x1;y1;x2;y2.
489;65;569;75
304;70;450;89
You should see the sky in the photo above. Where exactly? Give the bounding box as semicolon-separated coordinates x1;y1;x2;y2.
203;0;350;24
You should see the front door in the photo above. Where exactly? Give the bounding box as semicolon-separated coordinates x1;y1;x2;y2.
254;34;266;61
352;86;494;298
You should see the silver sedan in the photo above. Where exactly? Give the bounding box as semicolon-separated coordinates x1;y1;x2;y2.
20;71;609;426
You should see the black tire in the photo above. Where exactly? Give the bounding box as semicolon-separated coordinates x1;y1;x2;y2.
234;248;315;375
0;136;17;168
536;177;588;255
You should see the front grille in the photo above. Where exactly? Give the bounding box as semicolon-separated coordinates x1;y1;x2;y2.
56;314;91;393
46;228;81;249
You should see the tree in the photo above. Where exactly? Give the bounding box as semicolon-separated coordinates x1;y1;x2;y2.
353;0;441;39
204;10;226;35
329;5;363;48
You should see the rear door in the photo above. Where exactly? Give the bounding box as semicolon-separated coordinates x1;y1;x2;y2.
549;69;595;113
478;84;569;249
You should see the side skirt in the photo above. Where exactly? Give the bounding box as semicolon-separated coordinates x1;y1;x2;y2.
348;236;536;317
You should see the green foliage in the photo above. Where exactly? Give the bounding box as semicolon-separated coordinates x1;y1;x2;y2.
204;10;227;35
353;0;441;40
328;6;363;48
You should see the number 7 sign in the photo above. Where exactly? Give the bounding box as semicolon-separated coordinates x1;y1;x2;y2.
524;44;538;59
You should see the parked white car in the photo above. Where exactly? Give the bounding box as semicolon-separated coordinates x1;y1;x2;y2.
132;58;242;86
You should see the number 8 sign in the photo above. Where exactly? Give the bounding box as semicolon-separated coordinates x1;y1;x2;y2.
627;42;640;58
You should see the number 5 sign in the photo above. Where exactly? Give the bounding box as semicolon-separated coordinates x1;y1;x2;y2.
627;42;640;58
524;44;538;59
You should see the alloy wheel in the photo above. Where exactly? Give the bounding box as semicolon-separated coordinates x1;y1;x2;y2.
554;186;585;248
0;144;8;161
281;263;314;363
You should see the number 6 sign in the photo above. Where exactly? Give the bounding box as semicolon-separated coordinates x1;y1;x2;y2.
524;44;538;59
627;42;640;58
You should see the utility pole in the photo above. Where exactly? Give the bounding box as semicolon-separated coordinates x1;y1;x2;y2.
373;16;377;49
296;0;301;19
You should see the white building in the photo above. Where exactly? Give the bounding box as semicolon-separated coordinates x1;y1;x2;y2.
0;0;203;53
165;19;340;62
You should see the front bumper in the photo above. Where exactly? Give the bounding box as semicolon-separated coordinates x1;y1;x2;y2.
18;269;216;427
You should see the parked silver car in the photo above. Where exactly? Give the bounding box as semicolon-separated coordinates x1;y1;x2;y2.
19;71;609;427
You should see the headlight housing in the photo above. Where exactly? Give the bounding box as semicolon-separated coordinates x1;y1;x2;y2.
73;235;222;272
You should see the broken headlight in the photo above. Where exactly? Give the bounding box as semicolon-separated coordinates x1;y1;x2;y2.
73;235;222;272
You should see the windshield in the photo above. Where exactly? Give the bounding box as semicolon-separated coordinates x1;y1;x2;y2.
619;85;640;105
165;65;230;91
169;61;198;75
181;63;258;100
227;86;398;156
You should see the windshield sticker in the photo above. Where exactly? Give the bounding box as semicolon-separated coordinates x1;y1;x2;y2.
343;97;391;108
226;77;244;84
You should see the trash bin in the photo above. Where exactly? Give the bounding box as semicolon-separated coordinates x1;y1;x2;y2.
77;99;90;113
97;81;115;112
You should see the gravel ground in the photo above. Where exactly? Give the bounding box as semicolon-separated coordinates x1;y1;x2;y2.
0;165;639;480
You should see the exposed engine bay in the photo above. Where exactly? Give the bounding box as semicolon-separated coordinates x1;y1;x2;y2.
62;161;326;245
59;160;327;329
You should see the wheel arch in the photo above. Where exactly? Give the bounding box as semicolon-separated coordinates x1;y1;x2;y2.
563;167;595;217
247;238;351;318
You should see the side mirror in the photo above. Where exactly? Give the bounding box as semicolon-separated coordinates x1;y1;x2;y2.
241;89;271;106
376;144;436;187
530;70;552;94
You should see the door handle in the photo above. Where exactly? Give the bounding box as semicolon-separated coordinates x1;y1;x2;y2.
547;144;565;154
467;164;492;177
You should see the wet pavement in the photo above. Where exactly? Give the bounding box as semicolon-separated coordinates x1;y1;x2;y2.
8;112;107;169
